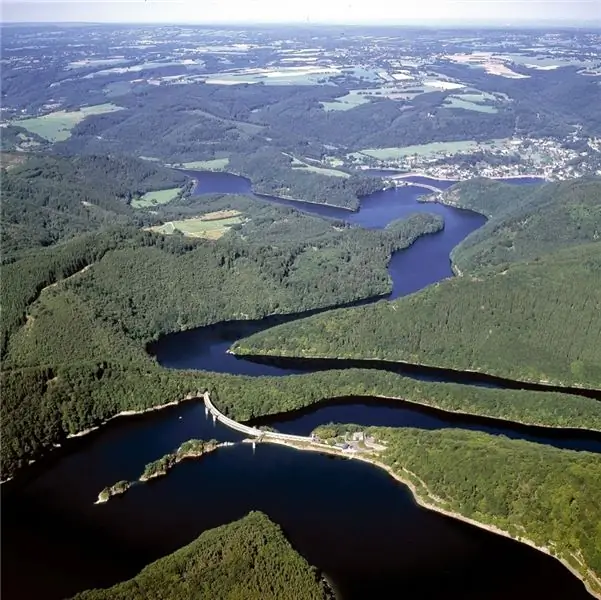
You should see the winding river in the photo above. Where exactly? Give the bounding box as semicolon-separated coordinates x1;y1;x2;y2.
3;172;598;600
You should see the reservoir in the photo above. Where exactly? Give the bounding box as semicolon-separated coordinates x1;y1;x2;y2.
2;172;596;600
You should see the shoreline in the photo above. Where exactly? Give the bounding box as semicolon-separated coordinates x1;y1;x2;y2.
377;171;547;183
263;438;601;600
243;390;601;436
229;348;600;398
183;167;359;212
95;441;235;504
0;395;199;486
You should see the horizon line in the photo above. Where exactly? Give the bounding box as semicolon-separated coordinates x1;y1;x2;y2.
2;19;600;27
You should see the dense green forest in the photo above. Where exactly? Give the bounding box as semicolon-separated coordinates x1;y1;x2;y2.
0;187;447;479
326;426;601;597
233;243;601;389
140;439;219;481
72;511;330;600
227;149;382;209
438;178;601;272
1;153;188;259
2;212;442;368
4;360;601;480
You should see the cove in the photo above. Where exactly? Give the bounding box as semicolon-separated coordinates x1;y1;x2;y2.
2;399;596;600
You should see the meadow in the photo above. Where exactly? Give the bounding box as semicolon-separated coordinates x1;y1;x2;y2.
15;103;123;142
181;157;230;170
132;187;181;208
150;211;243;239
355;139;506;161
287;154;349;177
444;96;498;113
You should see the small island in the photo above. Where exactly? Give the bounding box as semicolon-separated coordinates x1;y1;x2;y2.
140;439;221;482
96;480;131;504
96;439;226;504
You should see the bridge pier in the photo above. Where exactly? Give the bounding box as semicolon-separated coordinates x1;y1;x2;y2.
204;405;208;418
252;440;256;453
212;413;216;425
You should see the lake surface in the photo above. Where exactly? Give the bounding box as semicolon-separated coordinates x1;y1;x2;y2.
152;170;486;374
3;172;595;600
2;400;596;600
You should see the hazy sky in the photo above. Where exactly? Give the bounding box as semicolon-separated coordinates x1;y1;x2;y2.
2;0;600;25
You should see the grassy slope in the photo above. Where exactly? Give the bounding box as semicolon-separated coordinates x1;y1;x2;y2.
232;243;601;389
72;512;329;600
364;427;601;597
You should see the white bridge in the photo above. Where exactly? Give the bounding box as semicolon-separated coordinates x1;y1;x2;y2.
203;392;313;444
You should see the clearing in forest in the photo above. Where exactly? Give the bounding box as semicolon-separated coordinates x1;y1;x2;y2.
132;188;181;208
149;211;243;239
14;103;123;142
181;157;230;170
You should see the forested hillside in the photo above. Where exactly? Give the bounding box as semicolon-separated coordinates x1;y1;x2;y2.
233;243;601;389
2;212;442;368
72;511;329;600
352;426;601;597
442;178;601;272
5;359;601;480
1;154;187;259
0;176;445;479
228;149;381;210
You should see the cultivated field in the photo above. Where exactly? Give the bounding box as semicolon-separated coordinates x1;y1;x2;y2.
355;139;506;161
15;103;123;142
287;154;349;178
149;211;243;239
444;96;498;113
182;157;230;170
321;92;371;111
132;187;181;208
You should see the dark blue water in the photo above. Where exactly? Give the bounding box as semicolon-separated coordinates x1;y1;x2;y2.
253;396;601;453
152;170;486;373
3;171;595;600
3;400;596;600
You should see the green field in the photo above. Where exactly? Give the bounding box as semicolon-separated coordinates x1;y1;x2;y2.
150;212;243;239
356;139;506;161
444;96;498;113
287;154;349;178
321;92;372;111
182;157;230;170
132;187;181;208
15;103;123;142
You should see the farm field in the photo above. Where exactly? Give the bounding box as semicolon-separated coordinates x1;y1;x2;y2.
444;96;498;113
205;65;340;86
149;211;244;239
182;157;230;170
14;103;123;141
321;91;372;111
354;139;507;161
132;187;181;208
287;154;349;177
